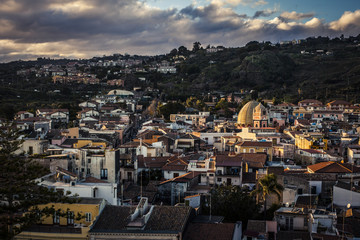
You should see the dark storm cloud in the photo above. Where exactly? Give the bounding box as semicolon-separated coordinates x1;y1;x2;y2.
0;0;177;43
0;0;359;62
253;9;276;18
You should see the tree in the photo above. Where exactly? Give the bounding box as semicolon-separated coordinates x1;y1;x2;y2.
205;185;260;223
178;46;188;56
192;41;201;52
169;48;178;57
0;122;75;239
158;102;185;120
251;173;284;219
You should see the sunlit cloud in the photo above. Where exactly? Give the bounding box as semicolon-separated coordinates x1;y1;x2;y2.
0;0;359;62
280;11;315;20
329;10;360;31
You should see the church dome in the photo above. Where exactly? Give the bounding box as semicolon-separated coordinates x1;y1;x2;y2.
237;100;259;126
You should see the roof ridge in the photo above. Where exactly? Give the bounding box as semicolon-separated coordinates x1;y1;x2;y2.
335;162;353;172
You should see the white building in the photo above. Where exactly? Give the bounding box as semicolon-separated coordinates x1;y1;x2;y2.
333;181;360;207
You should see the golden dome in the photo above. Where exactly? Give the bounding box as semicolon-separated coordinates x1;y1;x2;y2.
237;100;259;126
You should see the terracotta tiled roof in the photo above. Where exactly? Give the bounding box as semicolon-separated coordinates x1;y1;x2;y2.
16;117;49;123
307;161;360;173
237;141;272;147
159;172;201;185
299;99;322;105
162;158;188;171
283;172;337;181
38;108;69;113
296;119;310;125
276;103;296;107
137;155;169;169
83;177;108;183
299;149;323;154
16;111;31;114
246;220;266;236
183;223;235;240
327;100;351;106
295;195;318;208
240;153;267;163
56;166;77;178
215;154;243;167
242;172;256;183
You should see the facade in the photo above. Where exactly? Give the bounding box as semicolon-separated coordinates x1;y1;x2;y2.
74;149;120;183
274;207;309;231
215;154;243;186
252;103;269;128
333;181;360;207
347;145;360;165
15;198;106;240
40;176;119;205
235;141;273;161
16;139;49;155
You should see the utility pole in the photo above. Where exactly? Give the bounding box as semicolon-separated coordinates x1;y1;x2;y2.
209;194;212;222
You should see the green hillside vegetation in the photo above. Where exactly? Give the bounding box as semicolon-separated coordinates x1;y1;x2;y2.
159;35;360;103
1;35;360;120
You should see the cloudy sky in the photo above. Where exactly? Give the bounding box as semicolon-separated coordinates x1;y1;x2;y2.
0;0;359;62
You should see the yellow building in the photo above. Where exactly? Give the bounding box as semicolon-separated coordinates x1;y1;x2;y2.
73;140;107;149
61;127;80;139
235;141;273;161
293;107;311;119
295;133;328;150
15;198;106;240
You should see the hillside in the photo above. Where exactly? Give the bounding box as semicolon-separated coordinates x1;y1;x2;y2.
1;35;360;119
159;36;360;103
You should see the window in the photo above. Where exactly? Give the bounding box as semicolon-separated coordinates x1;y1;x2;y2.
217;178;222;182
173;173;179;178
85;212;92;222
100;169;108;180
285;217;294;230
87;169;91;175
297;188;303;195
67;211;74;225
311;186;317;194
209;174;214;176
53;212;60;224
28;146;33;155
88;158;91;163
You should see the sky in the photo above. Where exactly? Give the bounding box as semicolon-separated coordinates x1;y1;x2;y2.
0;0;359;62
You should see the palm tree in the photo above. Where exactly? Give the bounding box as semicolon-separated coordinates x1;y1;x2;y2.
251;173;284;219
